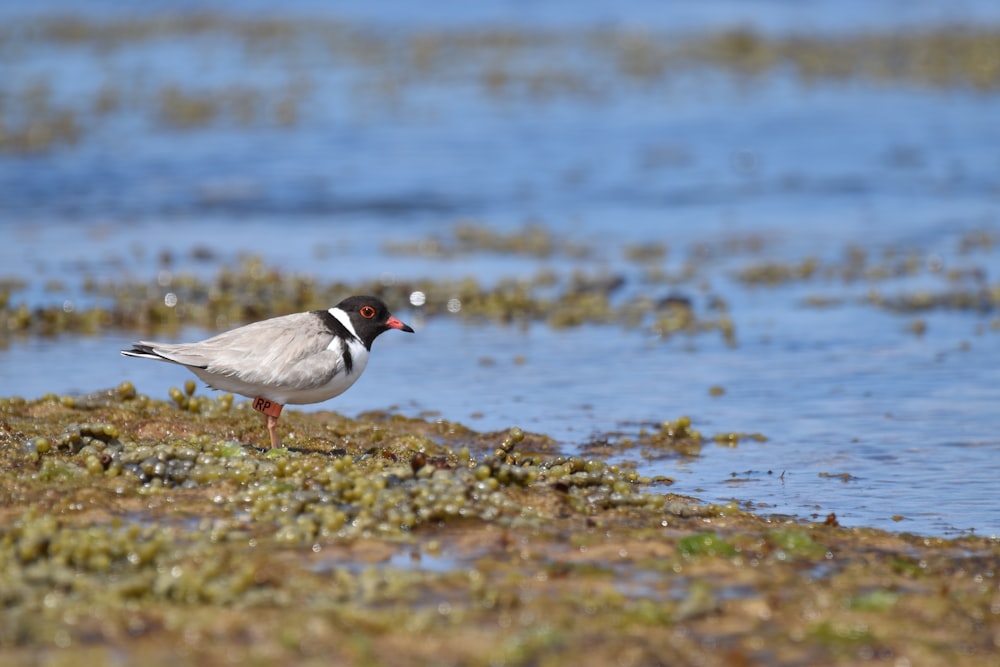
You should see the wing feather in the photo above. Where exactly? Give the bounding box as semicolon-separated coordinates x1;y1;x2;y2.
139;312;340;390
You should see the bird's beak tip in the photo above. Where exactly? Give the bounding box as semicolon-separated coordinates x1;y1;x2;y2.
387;317;415;333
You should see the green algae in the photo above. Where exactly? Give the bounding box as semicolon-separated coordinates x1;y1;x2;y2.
10;225;996;352
0;249;734;345
383;222;592;259
1;390;999;666
582;416;765;462
2;17;1000;154
8;225;996;355
732;236;1000;321
766;528;829;559
677;532;738;559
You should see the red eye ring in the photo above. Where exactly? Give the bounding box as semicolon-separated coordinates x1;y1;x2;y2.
360;305;376;319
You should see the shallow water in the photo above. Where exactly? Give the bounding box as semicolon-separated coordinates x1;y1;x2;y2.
2;2;1000;537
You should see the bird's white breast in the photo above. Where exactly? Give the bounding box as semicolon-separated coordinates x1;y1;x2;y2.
277;336;369;404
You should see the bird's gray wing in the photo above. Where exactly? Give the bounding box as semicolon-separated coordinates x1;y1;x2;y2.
142;312;340;389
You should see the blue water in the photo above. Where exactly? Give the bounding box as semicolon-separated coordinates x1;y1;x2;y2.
2;2;1000;537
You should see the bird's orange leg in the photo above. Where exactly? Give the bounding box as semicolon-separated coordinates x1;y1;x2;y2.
265;413;281;448
252;397;284;448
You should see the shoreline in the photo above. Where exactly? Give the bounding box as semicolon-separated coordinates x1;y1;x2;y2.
2;387;997;665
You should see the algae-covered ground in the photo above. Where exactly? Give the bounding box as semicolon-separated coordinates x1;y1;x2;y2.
1;387;998;666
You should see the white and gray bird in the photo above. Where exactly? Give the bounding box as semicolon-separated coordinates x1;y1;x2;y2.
121;295;414;448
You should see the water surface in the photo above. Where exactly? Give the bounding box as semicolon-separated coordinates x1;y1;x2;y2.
2;2;999;536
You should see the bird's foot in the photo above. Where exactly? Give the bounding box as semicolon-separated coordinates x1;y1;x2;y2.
266;415;282;448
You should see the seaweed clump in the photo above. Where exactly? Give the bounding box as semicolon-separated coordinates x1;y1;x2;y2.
1;251;737;346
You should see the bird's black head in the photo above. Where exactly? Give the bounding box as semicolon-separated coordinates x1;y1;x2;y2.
336;295;414;349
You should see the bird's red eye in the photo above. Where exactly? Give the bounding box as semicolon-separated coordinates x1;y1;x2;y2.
360;305;376;318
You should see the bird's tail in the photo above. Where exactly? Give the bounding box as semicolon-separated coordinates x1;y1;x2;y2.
120;344;169;361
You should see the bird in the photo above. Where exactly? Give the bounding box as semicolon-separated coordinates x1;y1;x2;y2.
121;295;414;448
